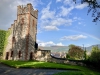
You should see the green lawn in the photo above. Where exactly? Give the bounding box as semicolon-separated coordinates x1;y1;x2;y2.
0;60;100;75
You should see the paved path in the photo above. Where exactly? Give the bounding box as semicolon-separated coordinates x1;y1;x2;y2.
0;63;67;75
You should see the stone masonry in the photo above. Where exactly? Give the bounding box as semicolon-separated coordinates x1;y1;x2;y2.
3;3;38;61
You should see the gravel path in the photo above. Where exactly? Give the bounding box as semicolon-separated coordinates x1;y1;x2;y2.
0;63;67;75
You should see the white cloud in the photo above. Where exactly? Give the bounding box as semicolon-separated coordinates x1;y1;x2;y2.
63;0;75;6
41;0;86;31
0;0;41;30
61;34;87;41
56;0;73;4
75;2;88;9
40;2;55;20
41;18;72;31
56;42;64;46
73;16;81;20
59;6;74;17
40;1;88;32
51;18;72;26
56;0;88;9
43;26;59;31
37;40;55;47
39;41;55;47
60;0;88;8
40;2;73;31
37;40;64;47
56;0;74;6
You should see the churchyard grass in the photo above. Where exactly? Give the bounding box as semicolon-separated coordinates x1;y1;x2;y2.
1;60;100;75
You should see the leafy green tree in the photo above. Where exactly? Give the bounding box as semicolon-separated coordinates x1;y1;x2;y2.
66;53;70;59
68;45;84;60
68;44;75;49
90;46;100;63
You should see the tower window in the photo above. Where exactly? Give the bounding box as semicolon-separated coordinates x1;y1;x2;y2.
12;36;16;43
11;51;13;57
18;51;21;58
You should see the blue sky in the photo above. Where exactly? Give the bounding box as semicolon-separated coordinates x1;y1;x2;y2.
0;0;100;47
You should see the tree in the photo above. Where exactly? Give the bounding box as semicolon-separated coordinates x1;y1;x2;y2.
73;0;100;23
89;46;100;63
66;53;70;59
68;45;84;60
68;44;75;49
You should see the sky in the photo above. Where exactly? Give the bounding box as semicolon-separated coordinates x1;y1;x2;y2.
0;0;100;47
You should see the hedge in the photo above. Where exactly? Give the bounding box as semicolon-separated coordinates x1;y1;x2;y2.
0;30;7;56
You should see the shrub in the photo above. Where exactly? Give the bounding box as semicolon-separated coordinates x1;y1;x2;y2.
0;30;7;56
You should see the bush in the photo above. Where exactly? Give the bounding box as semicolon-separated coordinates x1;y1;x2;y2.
0;30;7;56
89;46;100;63
84;46;100;71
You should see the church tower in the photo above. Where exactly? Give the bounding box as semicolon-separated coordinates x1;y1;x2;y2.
3;3;38;60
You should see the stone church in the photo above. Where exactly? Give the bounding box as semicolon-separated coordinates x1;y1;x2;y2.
3;3;51;61
2;3;82;65
2;3;77;63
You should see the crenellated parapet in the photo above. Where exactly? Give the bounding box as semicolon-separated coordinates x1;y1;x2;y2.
17;3;38;19
30;8;38;19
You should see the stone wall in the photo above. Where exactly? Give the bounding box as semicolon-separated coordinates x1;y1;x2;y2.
50;55;86;66
30;49;86;66
34;50;51;62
